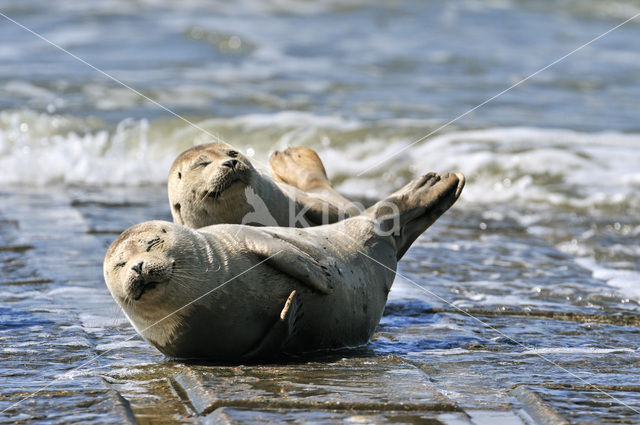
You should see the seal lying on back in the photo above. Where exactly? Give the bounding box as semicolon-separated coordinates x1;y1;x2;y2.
168;142;355;229
104;172;465;361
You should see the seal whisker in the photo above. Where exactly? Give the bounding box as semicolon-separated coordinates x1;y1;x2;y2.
170;271;211;283
172;264;214;274
192;189;209;210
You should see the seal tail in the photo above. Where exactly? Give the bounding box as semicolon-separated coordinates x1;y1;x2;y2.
366;172;465;261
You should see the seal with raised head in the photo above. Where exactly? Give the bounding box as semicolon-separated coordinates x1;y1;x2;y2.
105;172;465;361
270;146;362;217
168;142;354;229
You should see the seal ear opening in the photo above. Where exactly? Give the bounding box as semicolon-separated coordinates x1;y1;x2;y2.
172;202;184;225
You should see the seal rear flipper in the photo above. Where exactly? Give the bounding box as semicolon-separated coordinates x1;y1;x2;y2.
243;229;338;294
269;146;330;192
241;290;301;361
366;172;465;261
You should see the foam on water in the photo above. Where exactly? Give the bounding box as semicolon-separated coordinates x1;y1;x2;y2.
330;127;640;212
516;347;637;355
2;109;638;303
576;258;640;301
0;111;173;186
3;110;639;216
412;347;638;357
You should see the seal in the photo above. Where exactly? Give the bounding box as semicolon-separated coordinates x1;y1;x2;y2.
104;172;465;361
270;146;362;217
167;142;354;229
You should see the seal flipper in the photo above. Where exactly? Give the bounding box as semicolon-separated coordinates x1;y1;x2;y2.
242;290;301;361
243;228;337;294
269;146;331;192
365;172;465;261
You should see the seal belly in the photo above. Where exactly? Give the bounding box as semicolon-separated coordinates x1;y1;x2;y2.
151;273;296;360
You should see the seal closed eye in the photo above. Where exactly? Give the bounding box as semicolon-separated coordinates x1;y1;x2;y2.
105;172;465;361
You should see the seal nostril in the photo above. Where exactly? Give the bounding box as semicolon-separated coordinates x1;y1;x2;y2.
222;159;238;170
132;261;143;274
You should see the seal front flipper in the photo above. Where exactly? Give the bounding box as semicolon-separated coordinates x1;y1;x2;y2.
242;290;302;361
243;229;337;294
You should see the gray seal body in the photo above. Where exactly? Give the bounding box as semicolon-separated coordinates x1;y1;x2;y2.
104;173;464;361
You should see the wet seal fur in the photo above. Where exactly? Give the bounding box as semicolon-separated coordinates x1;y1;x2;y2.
168;142;355;229
105;172;465;361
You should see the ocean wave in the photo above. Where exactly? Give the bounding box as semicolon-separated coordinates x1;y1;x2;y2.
0;111;173;186
2;110;639;215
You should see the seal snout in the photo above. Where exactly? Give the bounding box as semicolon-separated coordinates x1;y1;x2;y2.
222;159;239;170
131;261;143;274
125;257;173;301
205;161;250;200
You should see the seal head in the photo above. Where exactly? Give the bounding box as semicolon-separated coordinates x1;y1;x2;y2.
168;143;353;229
168;142;255;228
104;221;217;350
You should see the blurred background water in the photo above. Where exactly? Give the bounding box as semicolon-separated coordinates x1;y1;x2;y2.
1;0;639;423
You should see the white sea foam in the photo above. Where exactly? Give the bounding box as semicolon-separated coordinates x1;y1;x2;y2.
319;126;640;212
575;258;640;301
348;127;640;209
199;110;362;131
411;346;637;358
0;111;173;186
2;110;639;215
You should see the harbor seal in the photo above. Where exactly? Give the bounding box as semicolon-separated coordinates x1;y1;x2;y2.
104;172;465;361
167;142;355;229
270;146;362;217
